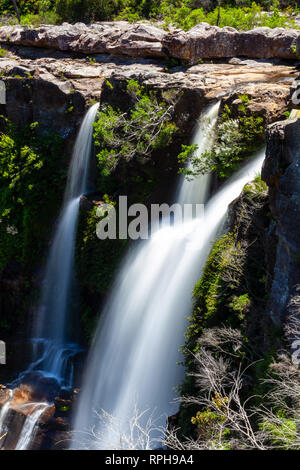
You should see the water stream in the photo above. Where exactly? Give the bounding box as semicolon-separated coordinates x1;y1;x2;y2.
15;403;49;450
72;103;222;448
30;102;100;387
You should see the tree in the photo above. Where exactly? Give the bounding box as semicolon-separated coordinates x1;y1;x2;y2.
11;0;21;23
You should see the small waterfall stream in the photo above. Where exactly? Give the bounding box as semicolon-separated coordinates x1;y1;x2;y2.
15;403;49;450
0;103;100;450
30;102;100;387
0;390;12;437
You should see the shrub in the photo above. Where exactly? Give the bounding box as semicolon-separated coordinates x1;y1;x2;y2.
160;1;296;31
55;0;123;23
93;79;178;179
179;96;264;179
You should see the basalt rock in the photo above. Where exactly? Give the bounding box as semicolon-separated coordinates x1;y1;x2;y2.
262;117;300;326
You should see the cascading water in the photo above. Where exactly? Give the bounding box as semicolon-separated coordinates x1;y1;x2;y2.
74;145;265;448
73;97;266;448
176;102;220;206
15;403;49;450
29;102;99;387
0;103;99;451
0;390;12;438
72;102;222;449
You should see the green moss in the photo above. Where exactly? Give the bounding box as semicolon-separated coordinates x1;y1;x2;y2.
0;48;8;58
186;232;247;358
75;203;128;341
76;205;128;296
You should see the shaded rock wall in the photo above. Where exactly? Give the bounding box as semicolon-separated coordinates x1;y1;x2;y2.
262;117;300;325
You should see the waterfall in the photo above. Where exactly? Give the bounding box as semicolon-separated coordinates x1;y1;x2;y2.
73;144;265;449
0;390;12;439
15;403;49;450
30;103;99;387
176;101;220;206
72;103;222;449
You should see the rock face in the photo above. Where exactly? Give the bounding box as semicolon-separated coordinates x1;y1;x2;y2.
262;117;300;326
163;23;300;62
0;22;166;58
0;51;295;148
219;81;291;125
0;22;300;61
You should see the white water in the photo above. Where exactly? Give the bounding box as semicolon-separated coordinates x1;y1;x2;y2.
15;403;49;450
31;103;99;386
73;100;265;447
176;101;220;206
72;103;224;448
0;390;12;440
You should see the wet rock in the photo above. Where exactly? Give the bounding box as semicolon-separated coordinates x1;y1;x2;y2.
46;416;69;431
0;406;27;450
54;397;72;413
0;386;11;406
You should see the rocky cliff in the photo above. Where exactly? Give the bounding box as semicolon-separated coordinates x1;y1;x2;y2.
262;116;300;327
1;22;300;62
0;23;300;449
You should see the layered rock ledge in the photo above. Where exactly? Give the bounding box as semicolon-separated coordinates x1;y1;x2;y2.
0;22;300;61
0;50;297;138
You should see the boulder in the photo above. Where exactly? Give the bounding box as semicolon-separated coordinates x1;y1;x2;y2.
0;23;299;62
0;22;166;58
162;23;300;62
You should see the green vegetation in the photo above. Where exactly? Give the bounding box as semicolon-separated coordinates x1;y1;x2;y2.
0;117;65;337
0;47;9;57
0;1;298;29
185;232;248;359
93;79;178;181
0;0;60;25
76;203;128;297
0;118;65;270
75;202;128;342
159;0;297;31
179;96;265;179
178;174;271;438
